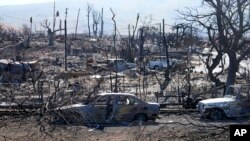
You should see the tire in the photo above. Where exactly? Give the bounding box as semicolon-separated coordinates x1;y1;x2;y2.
209;109;225;120
62;112;84;125
134;114;147;122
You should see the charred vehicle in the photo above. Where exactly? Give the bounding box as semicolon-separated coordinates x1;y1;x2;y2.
0;59;39;83
55;93;160;124
147;56;175;70
197;84;250;120
90;59;129;72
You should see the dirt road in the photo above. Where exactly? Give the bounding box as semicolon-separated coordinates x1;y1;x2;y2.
1;112;249;141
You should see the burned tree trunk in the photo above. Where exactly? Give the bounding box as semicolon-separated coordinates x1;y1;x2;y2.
48;29;54;46
86;3;93;38
226;51;237;87
127;14;139;62
41;20;54;46
179;0;250;89
92;10;101;37
160;19;172;92
207;55;224;87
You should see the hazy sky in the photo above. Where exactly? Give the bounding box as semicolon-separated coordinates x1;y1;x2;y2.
0;0;53;6
0;0;203;34
0;0;201;6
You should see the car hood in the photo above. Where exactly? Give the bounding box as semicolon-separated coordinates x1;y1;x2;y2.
200;97;234;104
147;102;160;106
59;104;87;110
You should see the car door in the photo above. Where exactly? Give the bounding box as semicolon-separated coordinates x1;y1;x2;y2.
161;57;167;68
113;95;137;122
91;95;109;123
115;60;126;72
229;88;250;117
121;60;127;71
116;60;122;72
237;90;250;117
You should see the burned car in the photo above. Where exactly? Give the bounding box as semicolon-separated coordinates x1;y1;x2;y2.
197;84;250;120
55;93;160;124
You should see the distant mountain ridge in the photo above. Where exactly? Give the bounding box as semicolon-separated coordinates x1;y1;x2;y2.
0;0;196;35
0;0;112;34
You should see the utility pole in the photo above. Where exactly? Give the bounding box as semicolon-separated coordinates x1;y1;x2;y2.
187;46;191;108
128;24;131;48
186;24;192;108
30;17;33;38
75;8;80;39
176;24;179;49
158;23;162;52
160;19;172;94
128;24;132;61
249;0;250;23
136;27;146;98
110;8;118;92
100;8;104;38
64;8;68;71
159;23;162;39
163;19;170;67
140;28;146;97
132;14;139;38
53;0;56;32
59;19;62;36
190;24;193;47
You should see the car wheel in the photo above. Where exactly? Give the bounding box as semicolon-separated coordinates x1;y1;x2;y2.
63;112;84;125
209;109;225;120
134;114;147;122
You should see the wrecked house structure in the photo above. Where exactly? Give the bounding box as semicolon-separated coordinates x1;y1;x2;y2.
0;59;38;83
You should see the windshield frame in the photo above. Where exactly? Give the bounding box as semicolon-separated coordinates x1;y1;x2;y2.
224;85;240;99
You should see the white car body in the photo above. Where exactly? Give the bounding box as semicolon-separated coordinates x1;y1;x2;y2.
197;85;250;119
147;56;174;70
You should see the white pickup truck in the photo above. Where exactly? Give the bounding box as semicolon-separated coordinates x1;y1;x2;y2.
147;56;175;70
197;84;250;120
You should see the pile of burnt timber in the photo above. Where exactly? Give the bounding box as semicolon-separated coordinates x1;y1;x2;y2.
0;101;43;115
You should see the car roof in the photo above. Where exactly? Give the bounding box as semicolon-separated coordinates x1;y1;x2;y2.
107;58;124;61
228;84;250;88
150;56;167;58
97;93;136;97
